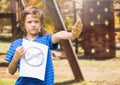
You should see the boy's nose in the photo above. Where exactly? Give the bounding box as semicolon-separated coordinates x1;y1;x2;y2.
31;22;36;26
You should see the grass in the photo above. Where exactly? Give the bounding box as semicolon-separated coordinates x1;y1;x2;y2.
0;40;10;54
0;58;120;85
0;78;15;85
53;59;120;85
0;59;120;85
0;78;89;85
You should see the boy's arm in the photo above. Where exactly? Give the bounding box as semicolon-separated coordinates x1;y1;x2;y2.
8;54;19;75
8;46;25;75
52;18;83;44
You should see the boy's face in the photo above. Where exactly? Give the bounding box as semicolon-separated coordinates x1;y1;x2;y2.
24;14;41;36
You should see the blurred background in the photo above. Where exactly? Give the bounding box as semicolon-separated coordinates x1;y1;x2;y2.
0;0;120;85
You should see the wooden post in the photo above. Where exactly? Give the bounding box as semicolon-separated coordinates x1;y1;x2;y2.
44;0;84;80
11;0;17;41
11;13;16;41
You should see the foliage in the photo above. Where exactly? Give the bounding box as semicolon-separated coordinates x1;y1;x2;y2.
0;0;11;12
23;0;75;33
0;0;12;31
0;0;120;34
114;0;120;3
24;0;44;8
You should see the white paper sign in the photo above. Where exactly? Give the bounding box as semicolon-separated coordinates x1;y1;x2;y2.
20;39;48;81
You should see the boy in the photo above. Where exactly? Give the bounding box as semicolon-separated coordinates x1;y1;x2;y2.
5;6;82;85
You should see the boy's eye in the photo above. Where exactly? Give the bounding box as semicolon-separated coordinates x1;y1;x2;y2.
26;21;32;23
28;21;32;23
27;21;40;23
35;21;40;23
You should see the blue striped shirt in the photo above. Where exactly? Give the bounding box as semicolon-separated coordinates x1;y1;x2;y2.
5;34;58;85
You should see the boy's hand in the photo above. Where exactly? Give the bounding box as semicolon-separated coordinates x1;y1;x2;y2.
14;46;25;61
72;17;83;38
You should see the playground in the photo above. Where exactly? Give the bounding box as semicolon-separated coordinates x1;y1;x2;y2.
0;0;120;85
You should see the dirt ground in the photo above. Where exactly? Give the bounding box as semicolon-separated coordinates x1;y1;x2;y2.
54;58;120;85
0;54;120;85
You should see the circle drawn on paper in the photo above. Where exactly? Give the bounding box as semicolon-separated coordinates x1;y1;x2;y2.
23;47;44;67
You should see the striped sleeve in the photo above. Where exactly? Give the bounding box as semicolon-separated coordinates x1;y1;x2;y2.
5;39;22;62
47;34;58;50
